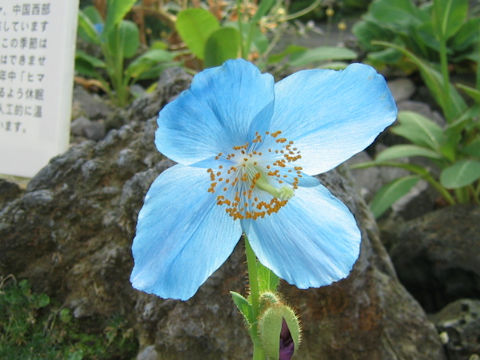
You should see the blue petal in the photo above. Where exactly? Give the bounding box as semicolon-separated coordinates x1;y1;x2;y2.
156;59;275;166
243;184;361;288
130;165;242;300
271;63;397;175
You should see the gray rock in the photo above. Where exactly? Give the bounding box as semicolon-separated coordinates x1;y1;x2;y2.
0;178;22;205
105;109;127;132
388;78;415;103
429;299;480;360
0;68;445;359
72;86;113;120
71;116;92;136
136;345;159;360
83;119;106;141
71;116;107;142
398;100;445;127
347;151;382;201
381;205;480;313
22;189;54;208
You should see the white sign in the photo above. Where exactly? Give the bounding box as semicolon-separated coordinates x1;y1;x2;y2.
0;1;79;177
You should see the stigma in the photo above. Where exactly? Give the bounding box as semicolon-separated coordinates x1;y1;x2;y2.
207;130;303;220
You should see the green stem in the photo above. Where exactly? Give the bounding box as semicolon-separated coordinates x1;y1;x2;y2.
455;186;473;204
474;182;480;203
439;37;452;122
236;0;247;59
363;161;457;205
477;29;480;90
467;184;479;204
245;235;265;360
282;0;322;21
258;22;287;66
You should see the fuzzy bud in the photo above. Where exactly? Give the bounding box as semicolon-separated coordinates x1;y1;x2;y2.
258;304;301;360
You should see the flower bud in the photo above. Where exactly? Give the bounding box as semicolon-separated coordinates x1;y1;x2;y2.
258;304;301;360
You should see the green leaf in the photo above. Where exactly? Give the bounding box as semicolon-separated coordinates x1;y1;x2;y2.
78;10;101;45
318;62;351;70
352;20;393;52
150;40;168;50
250;25;269;54
432;0;468;41
135;62;179;81
462;138;480;157
370;175;421;218
267;45;306;64
366;48;403;67
351;160;431;177
451;17;480;52
251;0;276;22
75;50;106;68
445;105;480;137
33;293;50;308
369;0;422;32
392;111;445;150
125;49;175;79
288;46;357;67
82;5;103;25
59;308;72;324
176;8;220;60
204;27;241;67
456;83;480;103
440;160;480;188
373;41;467;121
103;0;136;39
376;144;443;161
256;261;279;293
230;291;254;324
107;20;140;59
75;59;98;78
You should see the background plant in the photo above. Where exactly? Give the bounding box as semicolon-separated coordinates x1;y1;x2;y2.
76;0;365;106
174;0;359;70
352;0;480;218
76;0;178;107
353;0;480;73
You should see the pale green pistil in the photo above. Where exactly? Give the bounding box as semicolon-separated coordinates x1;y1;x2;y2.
254;169;294;201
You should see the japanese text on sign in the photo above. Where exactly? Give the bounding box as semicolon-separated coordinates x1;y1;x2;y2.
0;1;78;177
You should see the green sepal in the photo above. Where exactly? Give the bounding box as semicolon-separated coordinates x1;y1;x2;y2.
259;291;280;313
230;291;254;325
258;304;301;360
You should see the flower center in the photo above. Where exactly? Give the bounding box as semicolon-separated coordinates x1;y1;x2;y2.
207;130;303;220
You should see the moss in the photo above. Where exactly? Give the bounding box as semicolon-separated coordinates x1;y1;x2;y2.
0;277;138;360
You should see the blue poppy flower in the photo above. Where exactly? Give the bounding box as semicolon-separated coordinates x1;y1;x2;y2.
130;59;397;300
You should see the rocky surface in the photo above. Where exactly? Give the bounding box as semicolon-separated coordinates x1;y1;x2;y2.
0;68;446;359
380;205;480;314
430;299;480;360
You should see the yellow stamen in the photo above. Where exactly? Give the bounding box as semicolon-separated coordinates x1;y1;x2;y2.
206;130;302;220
